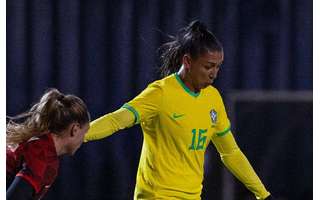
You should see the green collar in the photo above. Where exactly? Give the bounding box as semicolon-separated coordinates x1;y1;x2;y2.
174;73;200;98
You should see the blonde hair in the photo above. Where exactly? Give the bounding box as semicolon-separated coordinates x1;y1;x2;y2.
6;88;90;146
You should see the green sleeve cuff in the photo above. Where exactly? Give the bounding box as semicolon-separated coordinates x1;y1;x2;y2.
121;103;140;124
216;126;231;137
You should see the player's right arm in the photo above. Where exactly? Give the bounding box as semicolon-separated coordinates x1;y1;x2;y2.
84;108;135;142
84;81;163;142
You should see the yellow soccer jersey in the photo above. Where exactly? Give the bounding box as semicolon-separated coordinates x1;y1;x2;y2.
123;73;231;199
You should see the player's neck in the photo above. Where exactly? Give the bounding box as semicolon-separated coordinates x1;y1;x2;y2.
177;67;200;93
51;133;68;156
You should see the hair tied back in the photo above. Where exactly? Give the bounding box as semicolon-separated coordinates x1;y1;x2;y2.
188;20;207;34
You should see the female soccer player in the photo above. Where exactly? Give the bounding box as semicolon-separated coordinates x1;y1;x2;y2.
6;88;90;200
85;20;274;200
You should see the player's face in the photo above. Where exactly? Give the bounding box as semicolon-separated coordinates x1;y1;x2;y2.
189;50;223;90
67;123;90;155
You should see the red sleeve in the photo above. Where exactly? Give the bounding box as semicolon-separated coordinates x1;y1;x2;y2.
16;137;59;194
16;140;48;193
6;146;22;175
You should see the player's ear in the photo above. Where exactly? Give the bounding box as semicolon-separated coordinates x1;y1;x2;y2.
69;123;80;137
182;54;192;70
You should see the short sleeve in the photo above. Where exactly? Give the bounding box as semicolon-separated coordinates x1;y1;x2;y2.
16;139;58;194
122;81;163;124
214;90;231;137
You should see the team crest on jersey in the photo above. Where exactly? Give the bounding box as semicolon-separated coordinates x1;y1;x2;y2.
209;109;217;125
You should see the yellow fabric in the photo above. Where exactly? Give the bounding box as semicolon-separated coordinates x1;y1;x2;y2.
126;74;232;199
212;132;270;200
84;73;270;199
84;108;135;142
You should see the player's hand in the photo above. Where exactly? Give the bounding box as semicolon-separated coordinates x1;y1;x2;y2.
264;195;276;200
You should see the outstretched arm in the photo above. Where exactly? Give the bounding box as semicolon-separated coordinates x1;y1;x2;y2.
85;81;163;142
211;131;271;200
84;107;135;142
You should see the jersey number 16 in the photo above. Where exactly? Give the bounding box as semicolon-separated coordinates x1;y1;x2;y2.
189;129;207;150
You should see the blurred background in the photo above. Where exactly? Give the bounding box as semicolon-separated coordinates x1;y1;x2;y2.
7;0;312;199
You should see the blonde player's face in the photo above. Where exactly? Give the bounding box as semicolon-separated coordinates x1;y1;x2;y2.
66;123;90;155
189;50;223;90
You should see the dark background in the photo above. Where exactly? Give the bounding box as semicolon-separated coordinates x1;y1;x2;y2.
7;0;312;199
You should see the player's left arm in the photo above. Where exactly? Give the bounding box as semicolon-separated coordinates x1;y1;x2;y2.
211;131;271;200
210;88;271;200
7;176;34;200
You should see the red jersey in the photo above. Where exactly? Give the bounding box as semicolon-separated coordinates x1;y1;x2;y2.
6;134;59;199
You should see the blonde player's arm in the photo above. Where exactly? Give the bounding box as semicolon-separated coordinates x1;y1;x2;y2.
211;131;271;200
84;107;136;142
